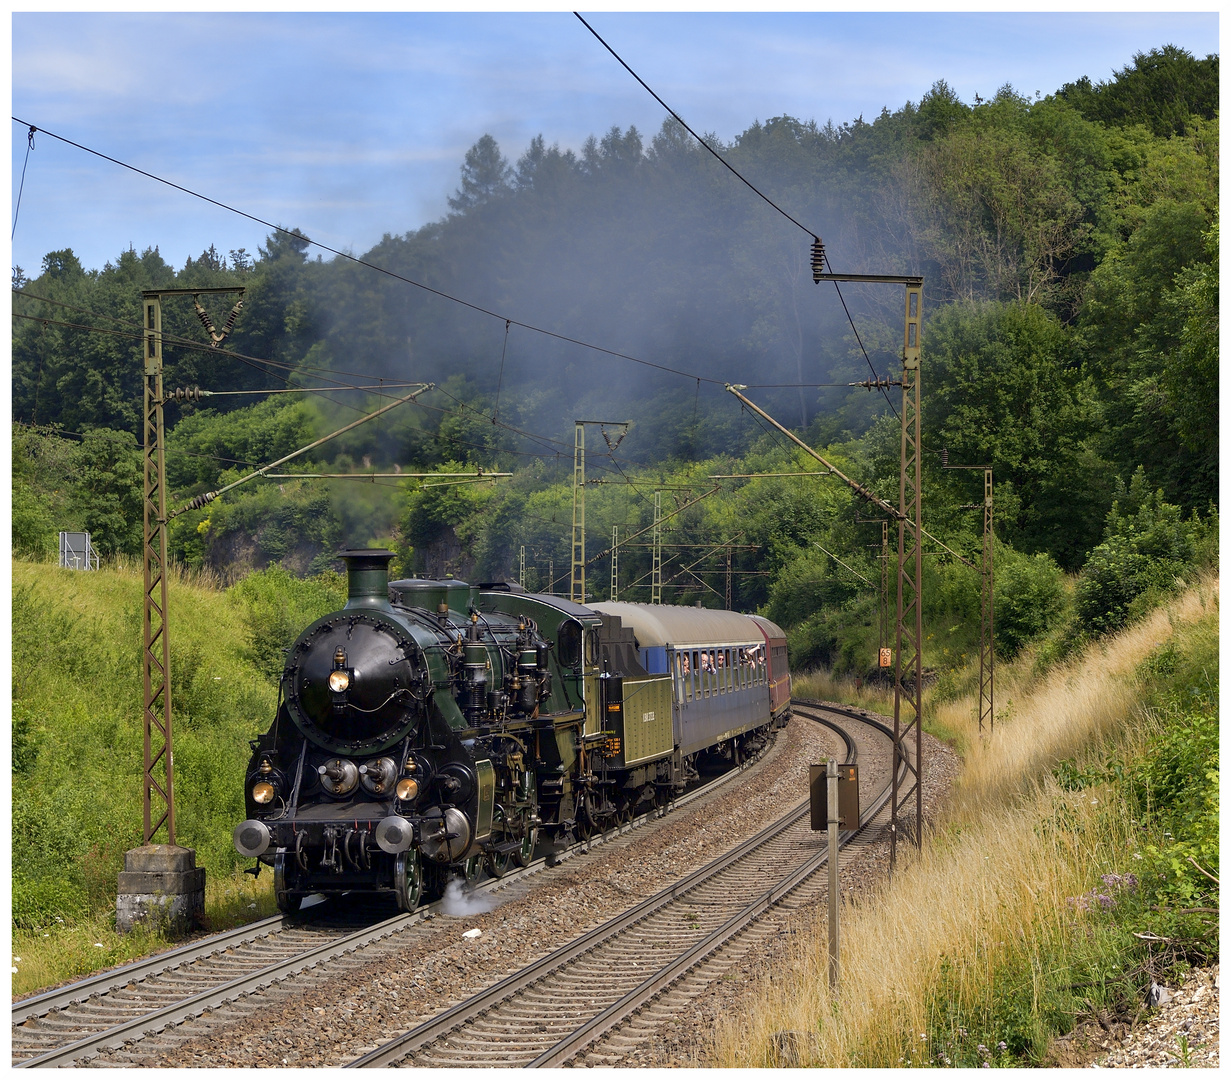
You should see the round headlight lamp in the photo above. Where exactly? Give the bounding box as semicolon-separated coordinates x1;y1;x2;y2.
328;669;351;693
252;780;276;805
396;777;419;802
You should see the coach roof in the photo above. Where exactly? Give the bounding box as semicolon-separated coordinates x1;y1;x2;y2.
589;601;762;650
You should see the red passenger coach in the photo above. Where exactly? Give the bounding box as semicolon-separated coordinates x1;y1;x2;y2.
747;615;791;722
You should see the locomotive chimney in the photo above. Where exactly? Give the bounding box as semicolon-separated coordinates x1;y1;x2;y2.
338;549;395;610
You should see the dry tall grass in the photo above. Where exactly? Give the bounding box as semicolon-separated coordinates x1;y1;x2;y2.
711;575;1217;1067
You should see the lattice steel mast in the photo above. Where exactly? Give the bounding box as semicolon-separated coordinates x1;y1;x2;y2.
140;287;243;843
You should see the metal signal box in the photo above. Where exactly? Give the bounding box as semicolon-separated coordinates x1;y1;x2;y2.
810;764;859;830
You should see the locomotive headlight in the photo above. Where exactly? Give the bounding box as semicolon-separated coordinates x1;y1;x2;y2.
252;780;276;804
328;669;351;693
396;777;419;802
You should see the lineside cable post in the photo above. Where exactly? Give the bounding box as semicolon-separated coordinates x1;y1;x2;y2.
980;469;994;735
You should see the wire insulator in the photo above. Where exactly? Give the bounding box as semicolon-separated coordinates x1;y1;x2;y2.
811;237;826;283
218;299;244;339
193;300;217;336
165;386;210;404
185;491;218;512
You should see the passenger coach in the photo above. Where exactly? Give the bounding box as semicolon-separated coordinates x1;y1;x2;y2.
591;603;790;769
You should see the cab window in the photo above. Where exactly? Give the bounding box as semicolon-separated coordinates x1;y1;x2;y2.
558;620;582;668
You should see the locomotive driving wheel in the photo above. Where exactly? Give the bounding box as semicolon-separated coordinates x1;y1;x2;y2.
394;849;423;912
462;854;483;886
485;804;513;878
512;770;539;867
616;796;633;826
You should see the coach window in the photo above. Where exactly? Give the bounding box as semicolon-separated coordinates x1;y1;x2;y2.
724;649;733;692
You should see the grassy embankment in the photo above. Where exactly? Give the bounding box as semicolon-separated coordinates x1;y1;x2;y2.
11;557;283;996
714;574;1218;1066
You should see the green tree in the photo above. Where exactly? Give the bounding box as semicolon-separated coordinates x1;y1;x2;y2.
1074;468;1210;635
448;135;512;213
923;301;1109;568
69;428;145;556
1058;45;1219;138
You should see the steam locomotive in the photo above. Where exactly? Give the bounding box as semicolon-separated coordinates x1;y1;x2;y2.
234;549;791;912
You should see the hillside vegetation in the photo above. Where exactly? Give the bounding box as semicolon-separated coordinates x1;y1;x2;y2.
11;47;1218;629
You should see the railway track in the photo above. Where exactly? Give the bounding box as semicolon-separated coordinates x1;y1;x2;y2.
10;717;789;1069
347;702;899;1067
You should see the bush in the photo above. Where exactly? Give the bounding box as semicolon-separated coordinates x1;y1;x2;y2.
12;875;89;931
994;548;1066;657
1074;469;1209;636
229;565;347;680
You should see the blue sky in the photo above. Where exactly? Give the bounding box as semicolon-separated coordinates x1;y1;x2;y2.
10;9;1221;277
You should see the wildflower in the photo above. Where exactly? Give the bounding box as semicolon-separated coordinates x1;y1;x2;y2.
997;1041;1007;1052
43;934;49;938
1097;893;1115;910
1101;873;1122;888
10;967;16;974
12;957;20;963
977;1045;989;1057
1133;852;1143;860
919;1033;927;1041
93;943;104;948
1123;874;1138;889
982;1063;990;1069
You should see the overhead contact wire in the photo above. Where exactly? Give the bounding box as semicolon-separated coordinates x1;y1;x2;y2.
12;124;36;240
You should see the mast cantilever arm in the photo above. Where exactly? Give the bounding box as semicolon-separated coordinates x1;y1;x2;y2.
725;384;900;521
168;382;435;518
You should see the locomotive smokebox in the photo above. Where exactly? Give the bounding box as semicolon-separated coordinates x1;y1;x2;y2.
339;548;395;610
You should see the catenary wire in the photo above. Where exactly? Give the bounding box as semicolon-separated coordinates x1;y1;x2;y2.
573;13;817;239
10;116;737;390
571;16;900;415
